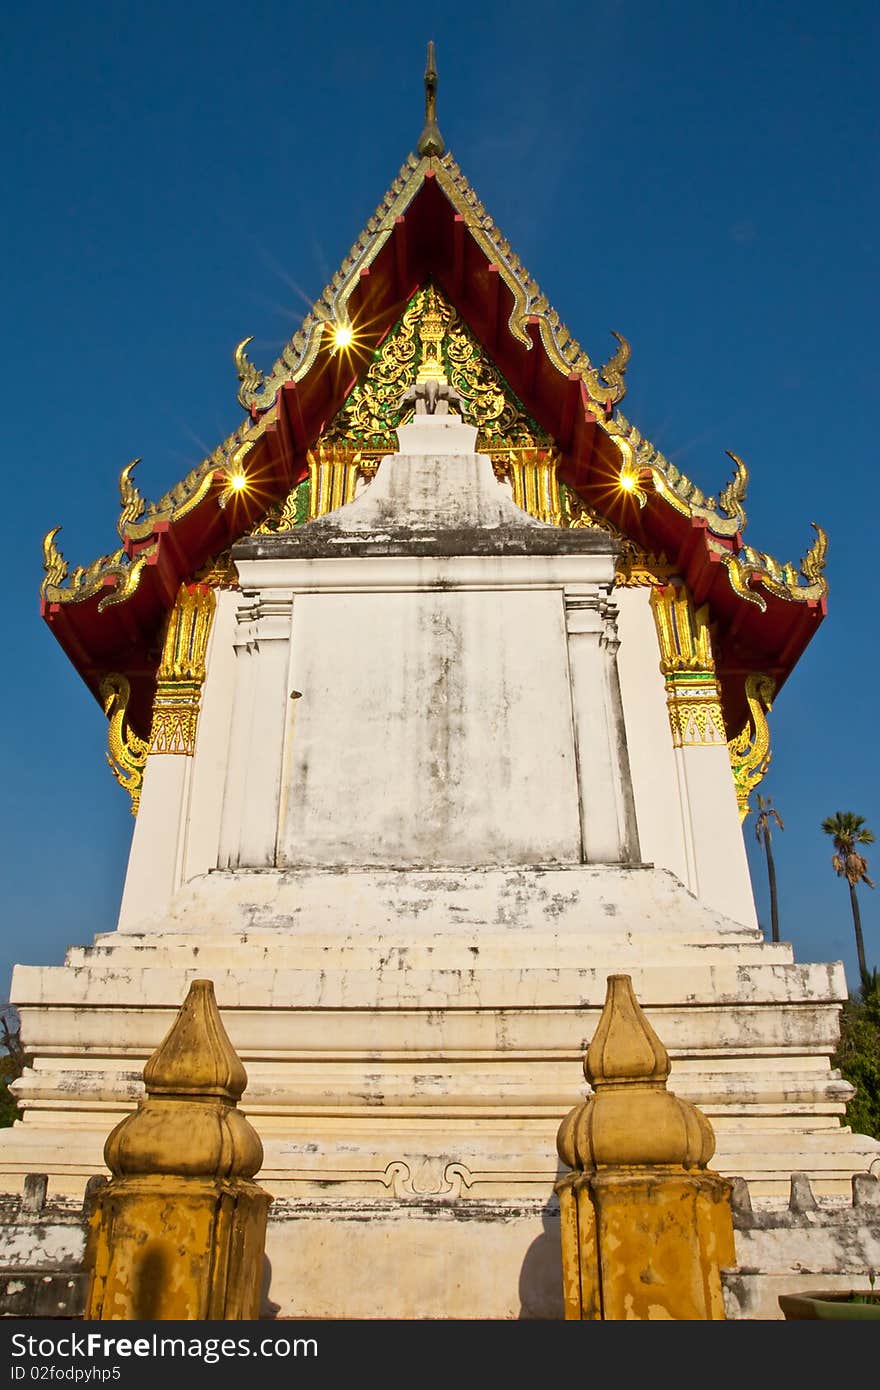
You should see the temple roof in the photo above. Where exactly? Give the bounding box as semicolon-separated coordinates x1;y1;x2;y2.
40;127;827;741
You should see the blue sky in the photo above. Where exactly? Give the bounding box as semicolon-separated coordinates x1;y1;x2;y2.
2;1;877;1002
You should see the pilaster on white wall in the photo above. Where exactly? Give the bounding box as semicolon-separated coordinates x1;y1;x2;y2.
615;586;690;883
182;590;239;884
564;587;639;864
217;595;292;868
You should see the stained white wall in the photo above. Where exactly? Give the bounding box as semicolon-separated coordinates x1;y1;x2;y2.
279;587;582;868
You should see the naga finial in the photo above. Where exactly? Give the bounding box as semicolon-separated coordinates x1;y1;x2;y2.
598;330;630;404
41;526;68;597
117;458;145;539
718;451;749;532
417;41;445;157
234;336;264;411
800;521;828;589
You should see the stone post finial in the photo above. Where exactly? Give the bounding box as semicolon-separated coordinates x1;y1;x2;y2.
103;978;263;1180
555;973;736;1320
142;977;247;1100
85;979;272;1320
560;973;715;1170
585;973;669;1090
417;41;445;157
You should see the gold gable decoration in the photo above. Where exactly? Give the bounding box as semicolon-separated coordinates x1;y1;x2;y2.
252;283;564;531
323;283;549;458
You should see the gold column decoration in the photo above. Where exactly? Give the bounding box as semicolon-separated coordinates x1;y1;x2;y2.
555;974;736;1320
84;979;272;1320
650;582;727;746
149;583;216;756
99;674;149;816
728;673;776;821
307;442;364;519
494;448;562;525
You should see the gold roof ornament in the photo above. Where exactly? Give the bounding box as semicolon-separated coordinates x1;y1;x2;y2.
40;527;68;597
718;451;749;532
728;673;776;821
800;521;828;587
598;331;630;404
116;458;145;539
234;336;264;412
417;41;445;158
100;673;148;816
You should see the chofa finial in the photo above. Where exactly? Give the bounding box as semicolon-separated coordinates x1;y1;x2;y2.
417;40;445;157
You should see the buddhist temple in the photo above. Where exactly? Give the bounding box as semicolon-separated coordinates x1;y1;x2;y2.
4;47;878;1319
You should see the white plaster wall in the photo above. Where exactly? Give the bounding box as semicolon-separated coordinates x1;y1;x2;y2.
117;757;190;931
615;586;689;881
678;746;758;928
279;588;582;868
616;585;758;929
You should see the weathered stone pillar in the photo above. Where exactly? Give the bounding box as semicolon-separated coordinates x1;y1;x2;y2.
556;974;736;1319
84;980;272;1320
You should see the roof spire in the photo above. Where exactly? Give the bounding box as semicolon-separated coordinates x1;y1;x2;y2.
417;40;445;157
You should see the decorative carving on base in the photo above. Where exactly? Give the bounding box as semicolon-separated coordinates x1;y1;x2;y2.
381;1160;474;1200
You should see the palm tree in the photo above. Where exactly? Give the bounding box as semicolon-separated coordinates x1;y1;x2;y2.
755;795;784;942
821;811;875;985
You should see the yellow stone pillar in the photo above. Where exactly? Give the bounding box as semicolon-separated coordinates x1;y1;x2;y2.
84;980;272;1320
556;974;736;1320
